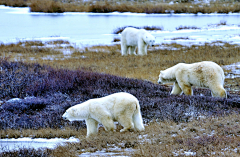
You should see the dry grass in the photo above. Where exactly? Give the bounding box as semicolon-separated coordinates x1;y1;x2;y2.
132;113;240;156
0;0;27;7
1;41;239;83
29;0;65;13
112;26;163;34
1;114;240;156
0;127;86;139
1;0;240;14
176;25;200;30
29;1;240;14
47;113;240;156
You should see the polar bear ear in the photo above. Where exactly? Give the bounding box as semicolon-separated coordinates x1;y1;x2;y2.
160;71;165;76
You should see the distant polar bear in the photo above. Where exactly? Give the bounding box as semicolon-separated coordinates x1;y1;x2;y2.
121;27;155;56
62;92;145;137
158;61;227;98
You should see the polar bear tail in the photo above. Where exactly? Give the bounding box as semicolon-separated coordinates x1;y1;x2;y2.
133;101;145;132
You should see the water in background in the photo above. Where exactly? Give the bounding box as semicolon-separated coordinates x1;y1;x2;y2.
1;5;240;46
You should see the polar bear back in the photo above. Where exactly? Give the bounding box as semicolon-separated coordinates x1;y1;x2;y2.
175;61;224;87
88;92;138;120
121;27;141;46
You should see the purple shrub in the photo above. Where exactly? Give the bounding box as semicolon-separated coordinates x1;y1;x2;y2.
0;148;52;157
0;58;240;130
2;98;49;113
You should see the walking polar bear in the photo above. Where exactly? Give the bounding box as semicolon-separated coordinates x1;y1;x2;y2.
158;61;227;98
62;92;145;137
121;27;155;56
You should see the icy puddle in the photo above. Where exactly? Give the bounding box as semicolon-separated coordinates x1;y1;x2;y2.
0;137;133;156
0;137;79;153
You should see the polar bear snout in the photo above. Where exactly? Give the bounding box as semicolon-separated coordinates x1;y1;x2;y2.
149;40;155;47
62;112;68;120
157;77;162;84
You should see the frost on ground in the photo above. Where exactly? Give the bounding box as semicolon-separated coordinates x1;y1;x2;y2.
223;62;240;78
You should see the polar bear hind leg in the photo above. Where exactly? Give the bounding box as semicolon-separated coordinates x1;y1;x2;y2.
210;85;227;98
116;105;135;132
86;118;99;137
132;107;145;132
171;82;183;95
118;114;134;132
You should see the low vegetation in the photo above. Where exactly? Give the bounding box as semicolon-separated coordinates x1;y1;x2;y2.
1;41;240;83
112;26;163;34
0;41;240;156
1;0;240;14
176;25;200;30
0;0;28;7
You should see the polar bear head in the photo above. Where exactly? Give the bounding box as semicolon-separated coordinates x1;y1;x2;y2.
143;34;155;46
62;108;77;122
62;103;90;122
157;71;165;84
158;70;176;84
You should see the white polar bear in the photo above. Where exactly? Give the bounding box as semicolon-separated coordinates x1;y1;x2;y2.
62;92;145;137
158;61;227;98
121;27;155;56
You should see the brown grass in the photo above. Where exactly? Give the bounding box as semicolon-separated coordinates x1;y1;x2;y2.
113;26;163;34
47;113;240;156
1;41;240;84
1;113;240;156
1;0;240;14
0;0;27;7
0;127;86;139
29;0;65;13
176;25;200;30
31;1;240;14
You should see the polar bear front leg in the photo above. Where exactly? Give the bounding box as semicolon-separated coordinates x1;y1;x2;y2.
171;82;183;95
86;118;99;137
138;40;147;56
121;42;128;56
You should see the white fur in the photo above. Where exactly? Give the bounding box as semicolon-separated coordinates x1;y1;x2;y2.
157;61;227;98
121;27;155;56
62;92;145;137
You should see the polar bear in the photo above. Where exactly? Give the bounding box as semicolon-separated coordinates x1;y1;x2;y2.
121;27;155;56
158;61;227;98
62;92;145;137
